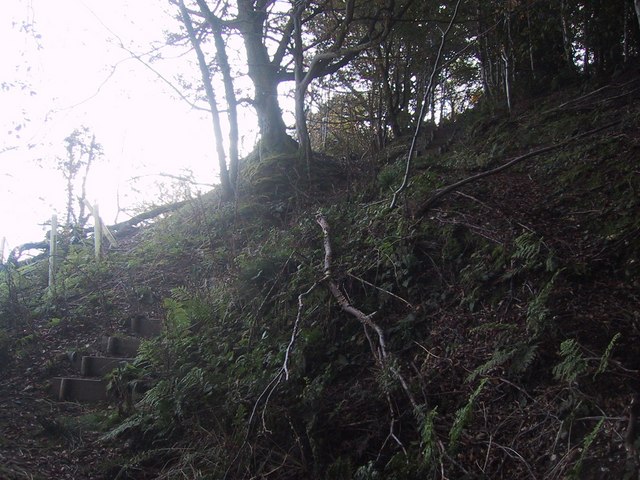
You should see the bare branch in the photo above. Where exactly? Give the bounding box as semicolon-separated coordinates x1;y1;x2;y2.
417;120;622;215
390;0;463;209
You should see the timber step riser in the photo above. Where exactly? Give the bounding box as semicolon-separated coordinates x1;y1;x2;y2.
102;336;141;357
128;317;163;338
51;317;162;403
80;356;132;377
52;377;108;403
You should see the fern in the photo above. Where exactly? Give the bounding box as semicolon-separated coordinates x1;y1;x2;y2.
510;343;538;375
449;378;487;451
171;286;191;302
594;332;621;379
467;348;517;383
100;412;151;441
506;232;557;277
512;232;541;269
354;461;381;480
163;297;190;332
553;339;587;383
420;407;439;467
569;418;604;479
526;270;560;336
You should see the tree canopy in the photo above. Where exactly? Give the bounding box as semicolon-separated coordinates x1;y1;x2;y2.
164;0;640;197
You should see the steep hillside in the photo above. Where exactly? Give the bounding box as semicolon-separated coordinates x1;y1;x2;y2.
1;72;639;479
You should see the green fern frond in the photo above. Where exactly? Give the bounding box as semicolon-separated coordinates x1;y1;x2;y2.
510;343;538;375
553;339;587;383
449;378;487;451
100;413;149;442
171;286;191;302
163;297;189;331
467;348;516;383
570;418;604;479
594;332;621;379
526;270;560;336
513;232;541;267
420;407;439;467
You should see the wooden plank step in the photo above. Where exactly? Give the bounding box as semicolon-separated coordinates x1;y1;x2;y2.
102;336;141;357
80;356;132;377
51;377;107;403
128;316;163;338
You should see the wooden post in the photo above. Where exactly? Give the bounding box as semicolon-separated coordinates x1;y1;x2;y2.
49;215;57;293
82;198;117;249
94;204;102;261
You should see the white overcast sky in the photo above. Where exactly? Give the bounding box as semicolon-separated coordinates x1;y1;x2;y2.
0;0;257;253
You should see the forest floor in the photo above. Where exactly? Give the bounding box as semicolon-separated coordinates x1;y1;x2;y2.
0;315;121;479
0;230;171;480
1;71;639;479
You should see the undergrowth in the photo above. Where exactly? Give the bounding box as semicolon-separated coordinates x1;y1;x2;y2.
3;77;640;479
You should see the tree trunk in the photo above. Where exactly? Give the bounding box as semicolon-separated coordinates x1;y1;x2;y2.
476;1;492;98
377;44;403;138
78;135;99;231
635;0;640;31
293;1;313;172
560;0;574;66
178;0;233;199
237;0;295;155
194;0;239;189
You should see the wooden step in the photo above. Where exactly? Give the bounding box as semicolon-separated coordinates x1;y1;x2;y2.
102;336;141;357
80;356;131;377
51;377;107;403
128;316;163;338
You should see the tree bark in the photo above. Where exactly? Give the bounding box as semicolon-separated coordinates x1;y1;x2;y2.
178;0;234;199
293;0;313;171
194;0;240;188
237;0;296;154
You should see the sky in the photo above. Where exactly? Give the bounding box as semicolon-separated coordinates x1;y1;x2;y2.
0;0;255;256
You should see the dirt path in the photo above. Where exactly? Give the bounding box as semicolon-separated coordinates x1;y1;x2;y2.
0;320;122;479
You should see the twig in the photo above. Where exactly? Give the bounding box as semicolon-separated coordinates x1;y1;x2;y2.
417;120;622;215
283;282;318;380
347;272;414;309
224;370;284;480
81;2;209;112
390;0;463;209
225;277;319;477
413;341;453;363
492;442;537;480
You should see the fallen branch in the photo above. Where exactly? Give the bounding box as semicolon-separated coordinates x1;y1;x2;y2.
416;120;622;216
13;200;189;258
283;282;318;380
108;200;189;235
315;213;419;411
316;213;387;363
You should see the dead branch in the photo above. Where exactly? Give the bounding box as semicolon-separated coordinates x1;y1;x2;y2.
315;213;419;412
12;200;189;260
283;282;318;380
390;0;463;209
416;120;622;216
347;272;413;309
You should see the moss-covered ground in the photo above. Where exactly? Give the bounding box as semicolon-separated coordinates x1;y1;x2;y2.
1;71;639;479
